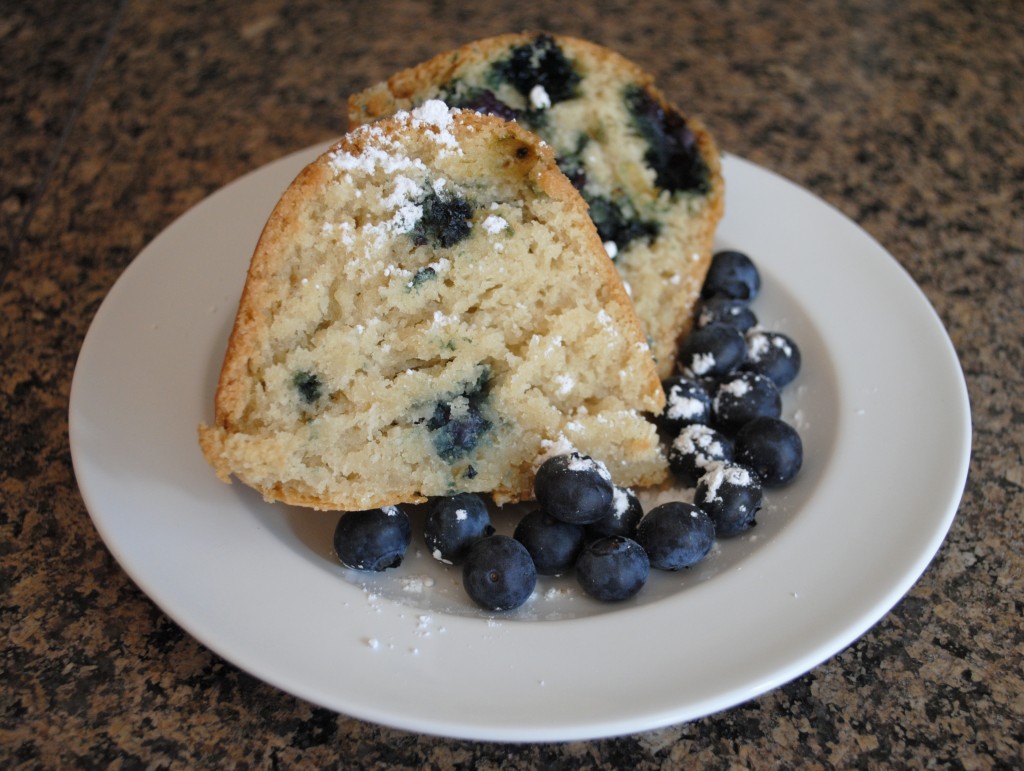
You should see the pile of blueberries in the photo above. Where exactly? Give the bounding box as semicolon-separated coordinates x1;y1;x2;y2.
332;250;803;611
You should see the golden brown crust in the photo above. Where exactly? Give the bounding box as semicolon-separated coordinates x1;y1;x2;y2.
211;160;331;429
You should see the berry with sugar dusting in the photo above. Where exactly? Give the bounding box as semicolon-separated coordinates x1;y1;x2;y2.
695;462;763;537
534;452;615;525
586;486;644;540
668;423;733;487
659;375;713;434
695;297;758;332
677;322;746;379
424;493;495;565
744;330;802;387
712;371;782;431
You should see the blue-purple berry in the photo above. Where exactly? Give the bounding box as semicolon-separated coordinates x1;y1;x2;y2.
668;423;734;487
462;535;537;611
702;250;761;302
677;322;747;379
576;536;650;601
636;502;715;570
424;493;495;565
586;486;645;540
513;509;585;576
712;371;782;431
743;330;802;388
695;297;758;332
695;462;763;537
734;417;803;488
534;452;615;525
333;506;412;572
659;376;713;434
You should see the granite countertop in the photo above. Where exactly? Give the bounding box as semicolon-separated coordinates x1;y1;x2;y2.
2;0;1021;767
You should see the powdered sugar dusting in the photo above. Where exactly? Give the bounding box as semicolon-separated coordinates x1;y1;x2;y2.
399;575;435;593
554;374;575;396
431;310;459;328
411;99;454;128
673;424;725;467
666;385;706;421
748;331;793;362
700;461;754;503
719;377;751;397
611;487;631;518
327;125;430;177
482;214;508;234
567;453;612;482
409;100;461;152
534;434;575;468
529;84;552;110
689;352;716;376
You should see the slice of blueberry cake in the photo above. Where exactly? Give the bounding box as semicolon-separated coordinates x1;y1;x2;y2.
348;33;725;377
199;104;668;511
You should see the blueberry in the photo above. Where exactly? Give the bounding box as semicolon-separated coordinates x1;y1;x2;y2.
555;134;591;191
576;536;650;601
581;192;659;253
712;371;782;431
513;509;585;575
701;250;761;301
408;266;437;290
424;493;495;565
462;535;537;611
625;85;709;193
333;506;412;572
412;191;473;248
636;502;715;571
695;462;763;537
695;297;758;333
557;158;587;191
668;423;734;487
586;486;645;540
534;452;615;525
456;88;521;122
659;376;713;434
735;416;803;487
677;322;747;379
293;371;322;405
494;34;581;105
427;381;492;462
744;330;802;388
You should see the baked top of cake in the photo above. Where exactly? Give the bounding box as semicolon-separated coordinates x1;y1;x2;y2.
348;33;725;377
199;104;668;511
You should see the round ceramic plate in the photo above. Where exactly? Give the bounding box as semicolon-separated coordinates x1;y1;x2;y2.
69;144;971;742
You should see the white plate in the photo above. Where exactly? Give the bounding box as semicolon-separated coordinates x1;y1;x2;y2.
69;145;971;742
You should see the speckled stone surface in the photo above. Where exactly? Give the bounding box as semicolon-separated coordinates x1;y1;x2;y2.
2;0;1022;767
